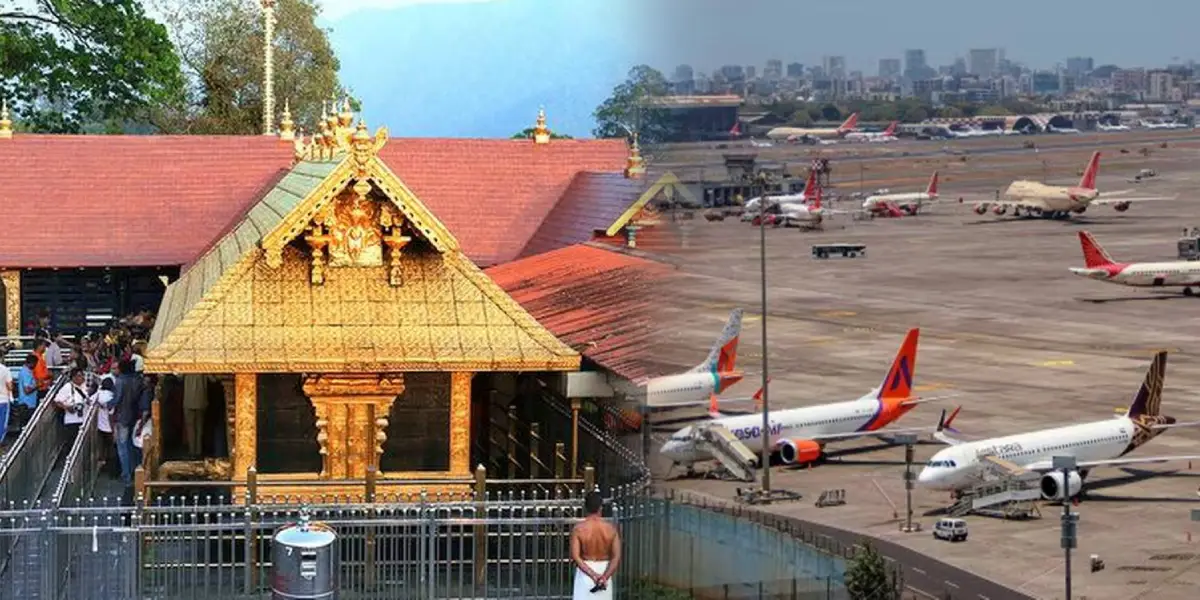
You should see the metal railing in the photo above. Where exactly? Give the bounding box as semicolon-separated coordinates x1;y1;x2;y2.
0;370;72;503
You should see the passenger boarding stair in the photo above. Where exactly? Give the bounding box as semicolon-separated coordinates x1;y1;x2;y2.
695;423;758;483
947;455;1042;519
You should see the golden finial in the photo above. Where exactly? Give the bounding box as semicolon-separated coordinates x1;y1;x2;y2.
338;97;354;128
325;93;339;131
279;99;295;141
293;128;306;161
0;99;11;140
533;106;551;144
625;132;646;179
353;119;370;143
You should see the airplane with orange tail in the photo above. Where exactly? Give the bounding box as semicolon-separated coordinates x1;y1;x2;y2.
660;328;960;471
644;308;745;409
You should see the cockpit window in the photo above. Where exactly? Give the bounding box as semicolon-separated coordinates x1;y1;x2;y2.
670;427;693;442
925;459;956;468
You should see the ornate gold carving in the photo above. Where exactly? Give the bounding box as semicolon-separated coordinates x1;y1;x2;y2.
630;204;661;228
625;132;646;178
380;202;412;286
159;458;233;480
0;270;20;338
313;188;383;268
0;99;11;140
233;373;257;477
302;374;405;480
533;106;551;145
279;99;295;141
350;121;387;177
303;222;331;284
450;372;474;475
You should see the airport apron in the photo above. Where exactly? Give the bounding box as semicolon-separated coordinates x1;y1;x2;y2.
573;560;613;599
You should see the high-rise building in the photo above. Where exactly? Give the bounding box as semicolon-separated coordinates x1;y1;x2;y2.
673;64;694;83
878;58;901;79
765;59;783;80
904;49;927;76
786;62;804;78
1112;68;1147;94
1065;57;1094;77
969;49;998;78
951;57;967;76
823;56;846;79
719;65;745;81
1148;70;1175;101
745;66;757;80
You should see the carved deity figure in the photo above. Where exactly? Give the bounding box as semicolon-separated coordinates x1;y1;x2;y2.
321;192;384;267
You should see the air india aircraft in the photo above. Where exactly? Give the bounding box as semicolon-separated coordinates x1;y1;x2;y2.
765;113;860;144
965;152;1172;219
862;172;939;216
844;121;898;143
1070;231;1200;297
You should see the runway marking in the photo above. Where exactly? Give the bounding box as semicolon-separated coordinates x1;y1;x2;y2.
915;382;954;392
1036;359;1075;368
818;310;857;318
912;567;927;576
806;337;838;345
907;587;937;599
743;315;761;323
945;580;959;589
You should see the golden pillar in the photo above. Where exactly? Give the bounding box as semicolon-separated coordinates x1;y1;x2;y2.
302;374;404;480
233;373;257;477
450;372;475;476
219;376;236;464
0;270;20;339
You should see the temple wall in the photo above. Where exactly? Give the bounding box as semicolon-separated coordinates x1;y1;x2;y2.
381;372;451;472
256;373;322;474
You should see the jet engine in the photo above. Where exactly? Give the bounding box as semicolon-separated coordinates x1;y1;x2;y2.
1113;202;1131;212
1040;470;1083;500
992;205;1007;215
778;439;822;465
1073;206;1088;214
974;203;988;215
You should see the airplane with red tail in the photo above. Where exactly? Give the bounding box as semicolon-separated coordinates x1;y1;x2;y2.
660;328;960;472
1070;231;1200;297
862;171;939;217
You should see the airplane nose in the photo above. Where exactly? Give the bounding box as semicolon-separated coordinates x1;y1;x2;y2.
916;468;933;485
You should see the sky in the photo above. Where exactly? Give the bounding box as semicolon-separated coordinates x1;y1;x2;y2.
641;0;1200;74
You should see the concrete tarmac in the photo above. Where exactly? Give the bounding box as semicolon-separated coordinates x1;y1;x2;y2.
647;134;1200;600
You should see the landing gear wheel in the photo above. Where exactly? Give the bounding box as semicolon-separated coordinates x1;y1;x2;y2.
1185;287;1195;297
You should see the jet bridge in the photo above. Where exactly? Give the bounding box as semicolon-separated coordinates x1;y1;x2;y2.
947;455;1043;519
696;423;758;483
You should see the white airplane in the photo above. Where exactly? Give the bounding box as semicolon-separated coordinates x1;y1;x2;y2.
749;138;774;148
1047;124;1080;134
918;352;1200;500
862;171;939;217
1097;122;1131;132
845;121;898;143
660;328;958;471
766;113;860;143
967;151;1173;219
644;309;745;408
1140;119;1188;130
1070;231;1200;297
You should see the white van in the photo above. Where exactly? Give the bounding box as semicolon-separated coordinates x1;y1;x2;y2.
933;518;968;542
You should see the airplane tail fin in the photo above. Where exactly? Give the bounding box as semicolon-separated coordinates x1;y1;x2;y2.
1079;151;1101;190
883;121;898;136
839;113;860;131
803;169;817;200
811;184;823;210
935;406;963;445
926;171;940;197
877;328;919;401
1078;231;1116;268
752;377;771;409
1126;351;1167;419
688;308;743;374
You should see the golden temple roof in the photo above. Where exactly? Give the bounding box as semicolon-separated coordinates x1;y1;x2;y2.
146;126;580;373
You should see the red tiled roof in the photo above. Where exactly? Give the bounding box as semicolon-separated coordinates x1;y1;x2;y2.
518;171;646;259
0;135;627;268
486;243;677;383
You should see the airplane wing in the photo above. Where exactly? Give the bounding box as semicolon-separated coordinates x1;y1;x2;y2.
1091;195;1176;205
1025;455;1200;472
807;405;962;444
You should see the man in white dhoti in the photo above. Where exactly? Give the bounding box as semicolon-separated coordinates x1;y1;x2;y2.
570;492;621;599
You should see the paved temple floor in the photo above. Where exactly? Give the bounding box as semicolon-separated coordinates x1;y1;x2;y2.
647;133;1200;600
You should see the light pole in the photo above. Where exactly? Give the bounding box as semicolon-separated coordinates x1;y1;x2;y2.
756;171;772;495
1053;455;1079;600
896;433;918;532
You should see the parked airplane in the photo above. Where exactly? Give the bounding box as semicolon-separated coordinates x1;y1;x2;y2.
1097;122;1131;132
765;113;860;143
918;352;1200;499
1047;124;1081;134
645;308;745;408
1140;119;1188;130
1070;231;1200;297
845;121;898;143
862;171;939;216
660;328;956;471
966;151;1172;219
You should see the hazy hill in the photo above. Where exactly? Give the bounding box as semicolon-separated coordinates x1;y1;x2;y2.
327;0;641;138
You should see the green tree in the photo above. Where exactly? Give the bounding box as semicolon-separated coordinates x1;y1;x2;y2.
0;0;185;132
844;542;903;600
978;105;1011;116
593;64;670;142
819;103;842;122
511;127;573;140
902;106;929;123
936;106;964;118
150;0;349;134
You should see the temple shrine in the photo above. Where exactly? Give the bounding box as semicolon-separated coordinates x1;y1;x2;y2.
0;99;689;499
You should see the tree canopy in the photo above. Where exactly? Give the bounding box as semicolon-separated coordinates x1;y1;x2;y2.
0;0;185;132
844;542;902;600
593;64;670;143
511;127;573;140
150;0;349;134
